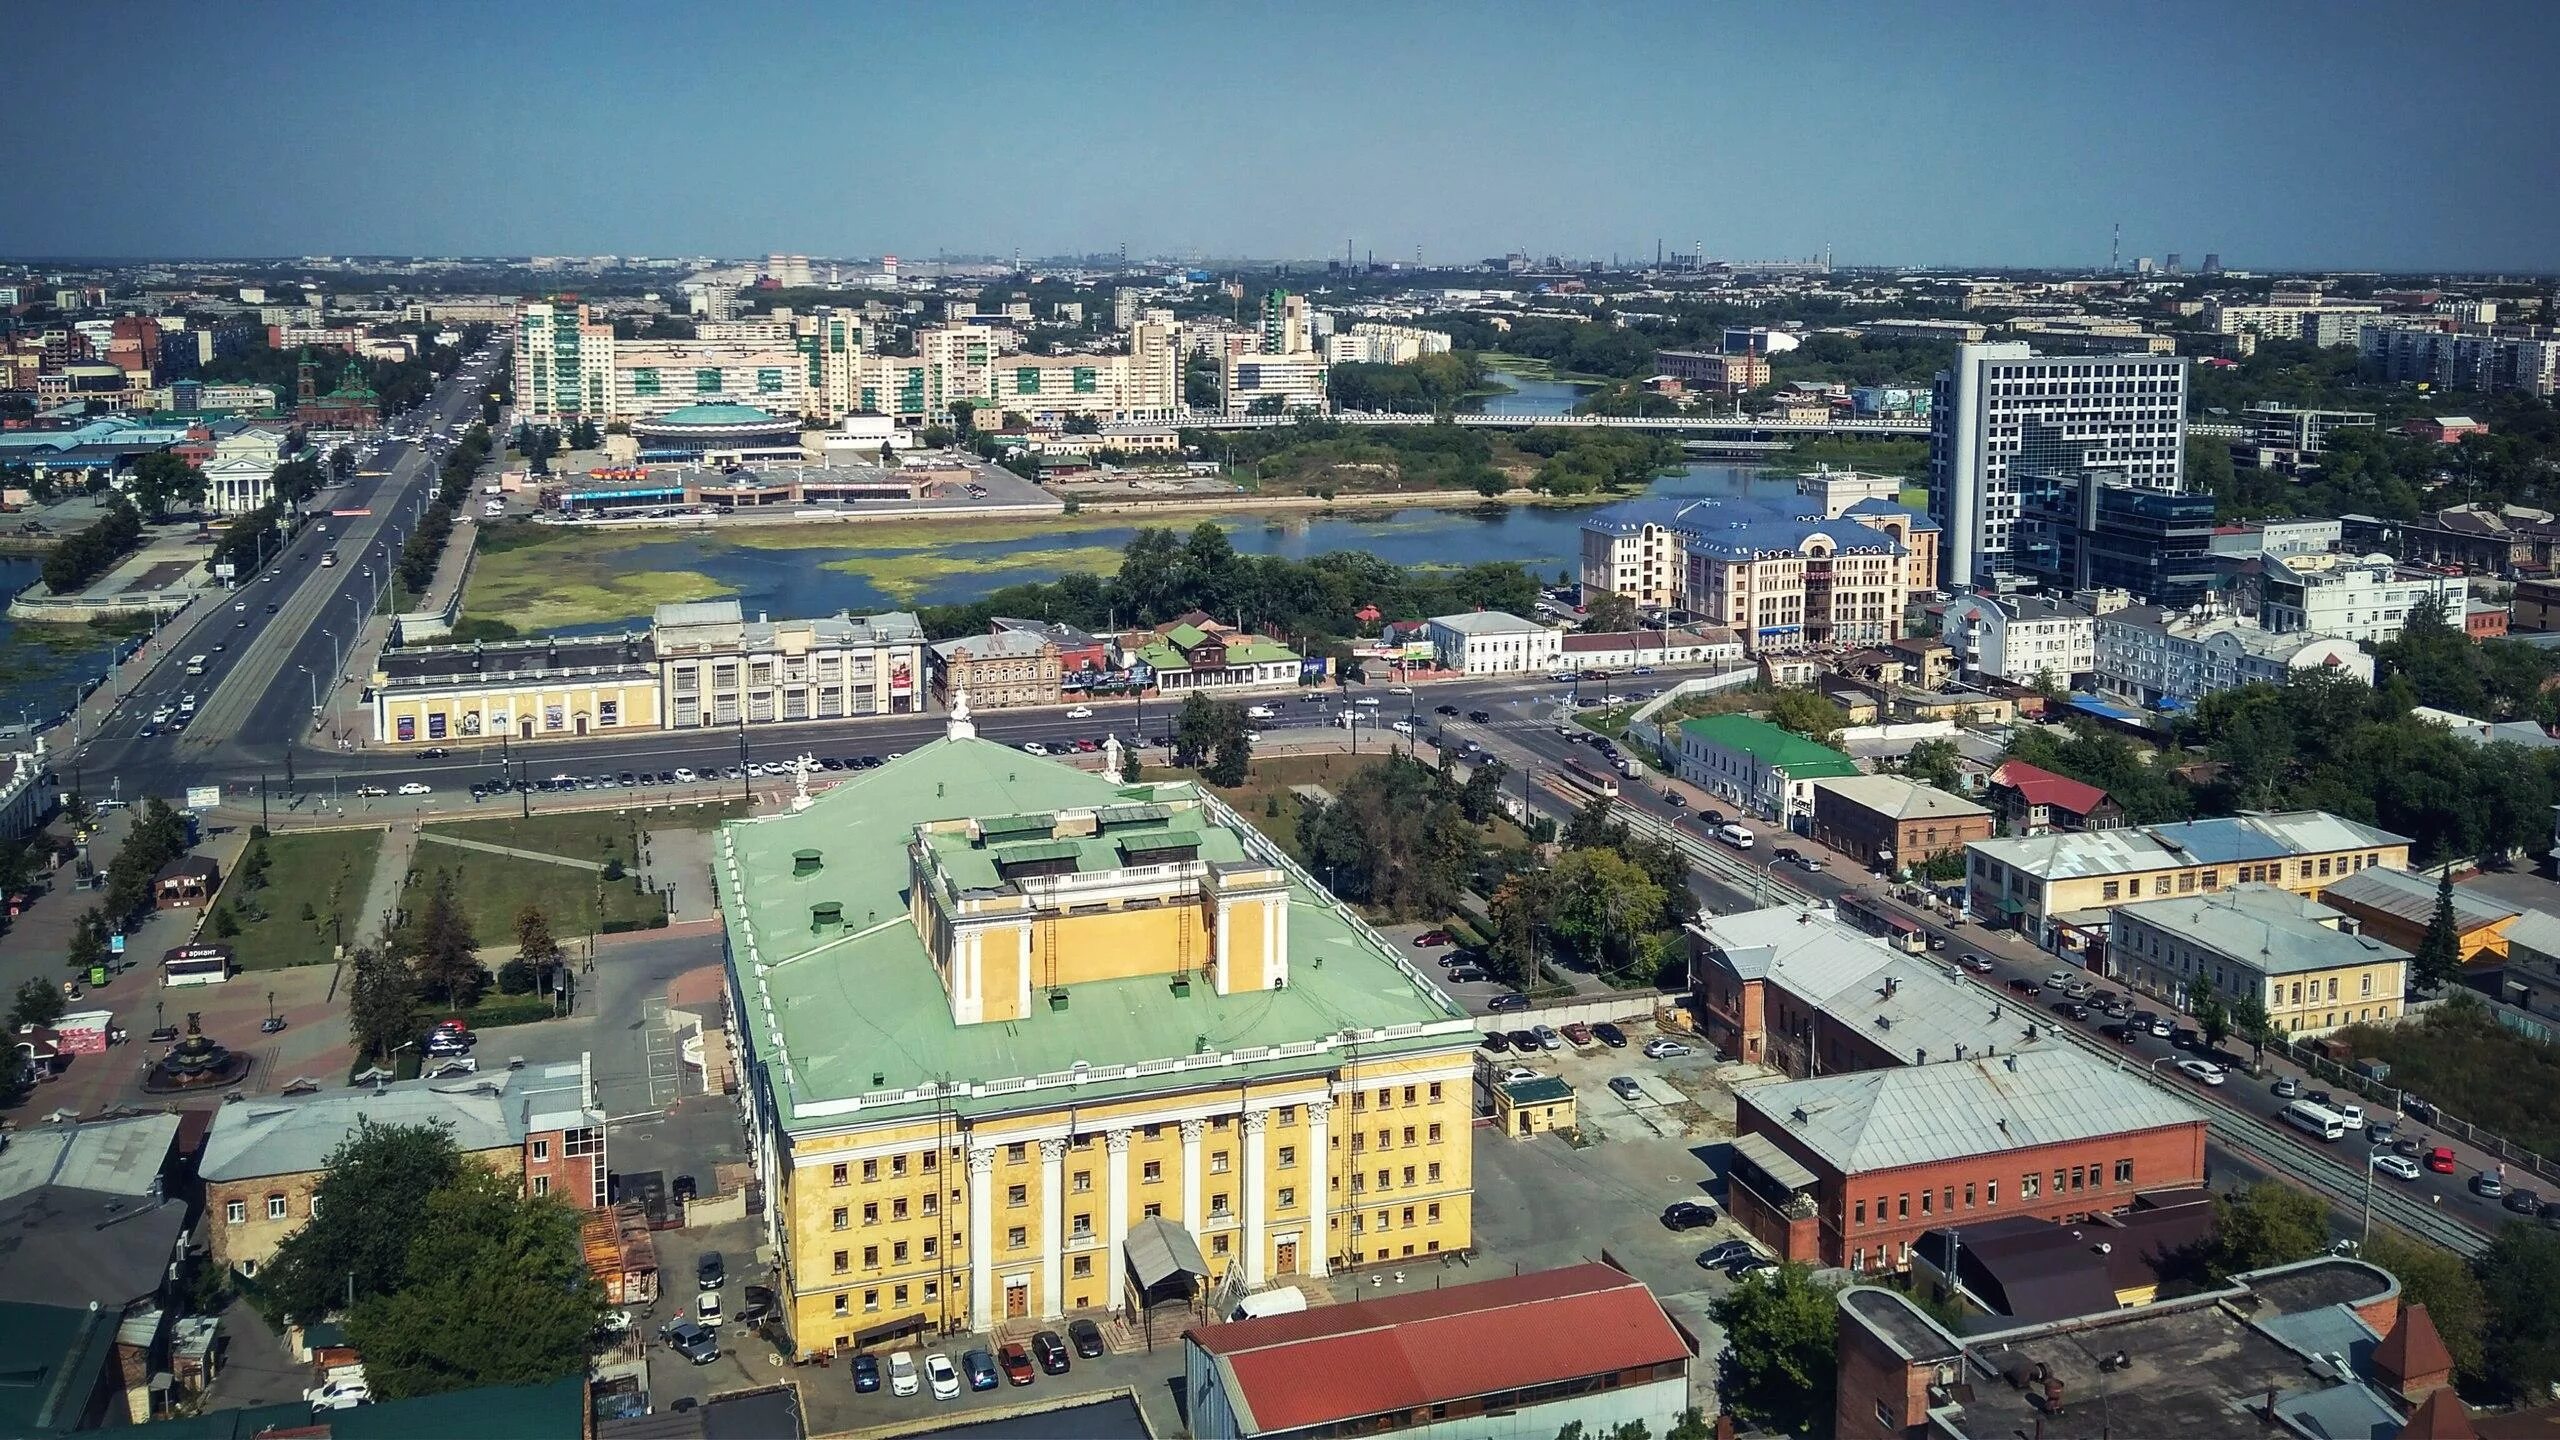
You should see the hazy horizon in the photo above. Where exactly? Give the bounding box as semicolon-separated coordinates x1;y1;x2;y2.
7;0;2557;272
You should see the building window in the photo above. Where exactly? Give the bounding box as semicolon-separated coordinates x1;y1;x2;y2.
1142;1161;1162;1184
1897;1194;1910;1220
1210;1151;1230;1175
1007;1184;1028;1208
1073;1169;1093;1193
1073;1255;1093;1277
834;1293;849;1316
863;1288;880;1312
267;1194;287;1220
1007;1143;1028;1164
225;1200;245;1224
832;1207;849;1230
833;1250;849;1273
2114;1159;2134;1184
863;1158;879;1183
1278;1187;1296;1209
831;1163;848;1186
1008;1226;1028;1250
863;1203;878;1225
1277;1146;1296;1170
863;1245;878;1267
2021;1173;2041;1200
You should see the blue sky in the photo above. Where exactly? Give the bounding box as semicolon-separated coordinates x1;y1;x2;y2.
8;0;2557;270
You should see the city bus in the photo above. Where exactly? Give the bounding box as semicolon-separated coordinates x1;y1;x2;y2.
1836;891;1928;954
2281;1100;2348;1142
1558;758;1620;800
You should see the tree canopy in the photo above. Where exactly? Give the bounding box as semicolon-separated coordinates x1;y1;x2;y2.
1707;1263;1841;1436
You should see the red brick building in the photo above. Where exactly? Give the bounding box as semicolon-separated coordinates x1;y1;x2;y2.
2466;601;2510;640
1728;1048;2207;1274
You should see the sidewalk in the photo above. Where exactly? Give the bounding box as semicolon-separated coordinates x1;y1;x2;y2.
352;820;422;952
313;485;480;752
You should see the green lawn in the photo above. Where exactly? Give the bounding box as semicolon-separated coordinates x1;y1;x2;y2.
217;829;385;969
402;808;706;947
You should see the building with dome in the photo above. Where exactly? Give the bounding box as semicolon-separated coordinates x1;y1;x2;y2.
629;403;807;466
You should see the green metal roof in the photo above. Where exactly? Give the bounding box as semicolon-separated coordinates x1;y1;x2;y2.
715;736;1470;1137
1677;713;1860;776
0;1302;118;1437
1503;1076;1574;1105
653;402;787;426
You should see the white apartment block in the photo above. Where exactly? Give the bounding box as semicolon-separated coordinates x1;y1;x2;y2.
517;301;866;425
1939;593;2094;687
2361;324;2560;399
2258;552;2466;644
1427;611;1563;675
2093;605;2371;710
1322;323;1454;367
852;322;1180;426
1223;353;1329;417
2204;298;2382;343
1928;343;2188;589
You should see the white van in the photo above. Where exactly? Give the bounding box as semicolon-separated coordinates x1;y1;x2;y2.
184;654;208;675
1713;822;1754;850
1231;1287;1309;1322
2281;1100;2348;1141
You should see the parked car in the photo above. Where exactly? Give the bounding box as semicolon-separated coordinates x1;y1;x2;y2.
695;1290;722;1326
2337;1103;2366;1131
2504;1187;2544;1215
697;1251;725;1290
2272;1076;2301;1099
1661;1200;1719;1230
2176;1058;2226;1086
2044;970;2074;989
925;1352;961;1401
1963;954;1995;974
1487;993;1530;1012
663;1321;719;1366
2372;1153;2423;1182
1031;1329;1072;1375
1696;1240;1757;1271
1532;1025;1564;1051
1642;1038;1695;1059
1411;930;1451;947
1479;1031;1511;1053
1592;1022;1628;1048
1608;1076;1644;1102
1562;1022;1594;1046
1447;966;1489;984
1068;1318;1106;1358
1505;1029;1541;1051
2008;978;2041;995
307;1378;373;1411
2473;1171;2509;1199
998;1342;1036;1385
852;1352;882;1392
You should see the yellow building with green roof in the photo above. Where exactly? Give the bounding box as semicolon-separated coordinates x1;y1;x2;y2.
718;708;1477;1355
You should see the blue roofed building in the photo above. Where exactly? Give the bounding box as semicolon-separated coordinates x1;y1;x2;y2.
1578;494;1938;654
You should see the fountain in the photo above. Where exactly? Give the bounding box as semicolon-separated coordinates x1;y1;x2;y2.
142;1012;252;1093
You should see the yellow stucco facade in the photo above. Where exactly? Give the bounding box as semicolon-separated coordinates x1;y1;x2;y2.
373;674;663;744
772;1048;1474;1352
727;762;1480;1357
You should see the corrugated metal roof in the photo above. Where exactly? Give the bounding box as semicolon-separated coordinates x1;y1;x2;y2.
2115;885;2410;977
1971;811;2407;883
1189;1263;1687;1435
1813;774;1992;822
2319;867;2521;930
1739;1048;2204;1175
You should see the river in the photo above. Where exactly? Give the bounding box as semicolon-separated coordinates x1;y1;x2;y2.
484;367;1825;633
0;556;131;732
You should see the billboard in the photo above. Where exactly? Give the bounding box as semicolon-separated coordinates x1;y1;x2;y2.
185;785;222;810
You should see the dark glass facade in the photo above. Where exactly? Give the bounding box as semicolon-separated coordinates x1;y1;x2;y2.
2018;475;2218;608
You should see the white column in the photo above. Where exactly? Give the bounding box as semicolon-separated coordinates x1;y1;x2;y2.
966;1146;994;1330
1305;1099;1331;1278
1241;1109;1270;1287
1037;1138;1066;1320
1104;1130;1132;1315
1180;1118;1205;1232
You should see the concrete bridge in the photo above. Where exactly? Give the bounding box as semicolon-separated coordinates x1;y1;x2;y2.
1118;410;1931;438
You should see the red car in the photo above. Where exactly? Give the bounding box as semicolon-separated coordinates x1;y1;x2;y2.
1561;1022;1594;1046
2426;1147;2458;1174
1410;930;1451;947
998;1341;1036;1386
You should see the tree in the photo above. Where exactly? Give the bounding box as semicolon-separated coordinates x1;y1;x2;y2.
566;417;600;451
347;947;417;1066
1457;758;1509;824
1901;738;1963;792
2230;987;2274;1053
1765;689;1848;748
2185;976;2231;1051
2412;872;2463;991
1707;1263;1840;1435
408;873;481;1010
344;1167;607;1398
1581;591;1639;634
511;905;560;993
8;977;64;1029
128;451;207;517
2480;1225;2560;1400
260;1121;467;1323
1175;693;1252;785
2209;1181;2329;1280
2359;1232;2485;1381
1548;848;1666;975
1486;873;1547;992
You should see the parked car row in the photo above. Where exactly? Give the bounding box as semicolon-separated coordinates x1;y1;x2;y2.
859;1320;1101;1401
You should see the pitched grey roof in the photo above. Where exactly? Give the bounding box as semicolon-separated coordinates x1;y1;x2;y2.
200;1061;594;1184
1427;610;1550;635
0;1113;179;1203
2112;884;2411;978
1811;774;1993;823
1695;905;2067;1067
2319;867;2521;930
1739;1048;2204;1175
